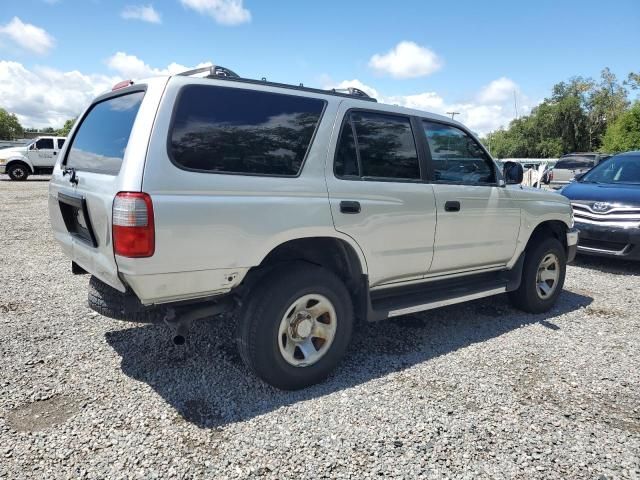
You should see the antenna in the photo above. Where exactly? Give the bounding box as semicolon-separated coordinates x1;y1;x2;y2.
446;111;460;120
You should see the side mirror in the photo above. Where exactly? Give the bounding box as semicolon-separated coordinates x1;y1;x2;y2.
503;161;524;185
573;173;585;182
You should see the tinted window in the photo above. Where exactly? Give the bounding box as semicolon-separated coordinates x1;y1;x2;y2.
350;112;420;180
57;139;65;149
66;91;144;174
36;138;54;150
423;121;495;184
554;160;573;169
334;120;359;177
573;158;594;168
170;85;325;176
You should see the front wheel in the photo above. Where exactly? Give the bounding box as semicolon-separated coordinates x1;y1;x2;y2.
508;237;566;313
7;163;29;181
235;264;353;390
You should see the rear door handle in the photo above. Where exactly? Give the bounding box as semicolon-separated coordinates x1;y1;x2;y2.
340;201;361;214
444;201;461;212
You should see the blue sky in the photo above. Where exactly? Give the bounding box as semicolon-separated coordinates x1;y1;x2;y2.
1;0;638;131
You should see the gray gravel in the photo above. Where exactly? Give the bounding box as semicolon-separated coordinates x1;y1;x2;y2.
1;176;639;479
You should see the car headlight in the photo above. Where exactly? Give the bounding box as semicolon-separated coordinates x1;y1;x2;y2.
0;158;6;165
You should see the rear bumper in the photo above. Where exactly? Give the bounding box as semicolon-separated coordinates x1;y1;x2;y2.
574;222;640;260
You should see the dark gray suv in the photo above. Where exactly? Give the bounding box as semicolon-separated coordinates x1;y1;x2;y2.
551;153;611;186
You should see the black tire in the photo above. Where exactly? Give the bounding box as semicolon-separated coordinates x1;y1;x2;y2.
7;163;29;181
508;236;566;314
88;275;160;323
236;263;354;390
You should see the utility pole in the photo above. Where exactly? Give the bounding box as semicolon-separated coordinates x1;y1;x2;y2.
446;111;460;120
513;90;519;119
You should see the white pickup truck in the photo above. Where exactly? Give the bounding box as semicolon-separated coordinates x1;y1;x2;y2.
0;136;66;180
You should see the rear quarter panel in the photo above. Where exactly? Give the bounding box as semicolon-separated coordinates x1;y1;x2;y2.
132;77;366;304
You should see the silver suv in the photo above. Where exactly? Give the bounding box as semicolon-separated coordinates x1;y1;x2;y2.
49;66;578;389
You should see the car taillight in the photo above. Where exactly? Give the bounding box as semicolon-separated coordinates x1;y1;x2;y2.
112;192;154;257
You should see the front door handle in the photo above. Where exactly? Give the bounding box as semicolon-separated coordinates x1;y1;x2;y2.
340;201;361;214
444;201;461;212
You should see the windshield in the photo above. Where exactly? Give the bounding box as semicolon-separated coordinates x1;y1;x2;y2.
580;154;640;184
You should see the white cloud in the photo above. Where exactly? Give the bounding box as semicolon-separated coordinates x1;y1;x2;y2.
0;61;117;128
105;52;212;79
0;17;55;55
180;0;251;25
477;77;519;104
121;4;162;24
0;55;213;128
323;76;533;136
369;41;442;79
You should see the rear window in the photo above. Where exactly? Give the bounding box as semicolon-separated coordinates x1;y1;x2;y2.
65;91;145;175
554;160;574;169
169;85;325;176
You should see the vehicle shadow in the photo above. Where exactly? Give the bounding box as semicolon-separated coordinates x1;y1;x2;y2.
572;254;639;276
105;290;592;429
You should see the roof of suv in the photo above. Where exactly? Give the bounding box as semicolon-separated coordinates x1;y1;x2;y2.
145;65;463;133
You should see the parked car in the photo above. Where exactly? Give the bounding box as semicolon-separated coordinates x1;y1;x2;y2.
550;153;611;186
0;136;66;180
48;66;578;389
560;151;640;259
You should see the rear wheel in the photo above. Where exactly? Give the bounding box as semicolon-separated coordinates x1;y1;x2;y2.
236;263;353;390
509;237;566;313
7;163;29;181
88;275;160;323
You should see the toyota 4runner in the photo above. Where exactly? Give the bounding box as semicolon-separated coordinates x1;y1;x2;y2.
49;66;578;390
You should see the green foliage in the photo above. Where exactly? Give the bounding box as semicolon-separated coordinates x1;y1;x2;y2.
482;68;635;158
0;108;24;140
601;102;640;153
57;118;76;137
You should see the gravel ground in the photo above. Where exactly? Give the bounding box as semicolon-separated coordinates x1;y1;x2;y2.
1;177;639;479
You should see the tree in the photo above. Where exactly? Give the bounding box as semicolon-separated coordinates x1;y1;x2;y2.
482;68;636;158
585;68;629;150
601;102;640;153
58;118;76;137
624;72;640;90
0;108;24;140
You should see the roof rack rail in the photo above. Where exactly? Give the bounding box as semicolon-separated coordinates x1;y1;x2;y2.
178;65;240;79
176;65;377;102
331;87;371;99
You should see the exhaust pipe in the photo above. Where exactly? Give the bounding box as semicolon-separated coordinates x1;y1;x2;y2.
164;299;234;346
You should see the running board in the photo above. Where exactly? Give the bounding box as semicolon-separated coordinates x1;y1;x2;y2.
366;258;523;322
385;287;506;318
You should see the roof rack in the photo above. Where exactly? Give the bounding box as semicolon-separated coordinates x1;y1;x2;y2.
177;65;377;102
178;65;240;79
330;87;371;99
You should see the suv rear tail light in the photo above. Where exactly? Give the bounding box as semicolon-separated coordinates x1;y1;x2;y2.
113;192;154;257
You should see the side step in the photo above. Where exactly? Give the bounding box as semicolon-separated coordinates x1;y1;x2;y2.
367;259;523;322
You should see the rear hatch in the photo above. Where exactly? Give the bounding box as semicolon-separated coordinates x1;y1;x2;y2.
48;78;167;292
